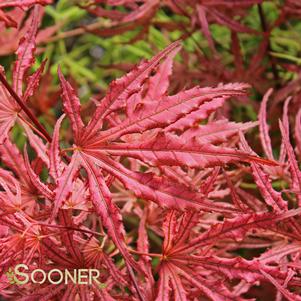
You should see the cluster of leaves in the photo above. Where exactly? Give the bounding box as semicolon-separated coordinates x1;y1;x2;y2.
1;1;301;301
75;1;301;92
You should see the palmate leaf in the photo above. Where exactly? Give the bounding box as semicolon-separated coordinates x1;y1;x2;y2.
163;208;301;256
48;42;280;299
54;43;274;239
155;208;301;301
0;5;42;143
3;1;301;300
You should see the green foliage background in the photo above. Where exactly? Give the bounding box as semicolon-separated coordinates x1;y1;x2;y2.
1;0;301;149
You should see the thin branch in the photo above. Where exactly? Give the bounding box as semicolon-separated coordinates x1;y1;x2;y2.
171;0;206;57
45;20;104;43
18;113;49;142
0;72;52;143
128;248;162;258
257;4;279;84
34;222;105;237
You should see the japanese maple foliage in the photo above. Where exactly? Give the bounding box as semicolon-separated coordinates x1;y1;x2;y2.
0;0;51;28
0;1;58;56
78;0;276;93
1;3;301;301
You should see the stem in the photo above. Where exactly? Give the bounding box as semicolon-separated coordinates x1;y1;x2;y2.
171;0;206;57
18;113;49;142
128;248;162;258
239;182;257;189
257;4;279;84
0;72;52;143
0;72;74;167
35;222;105;237
45;20;104;43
